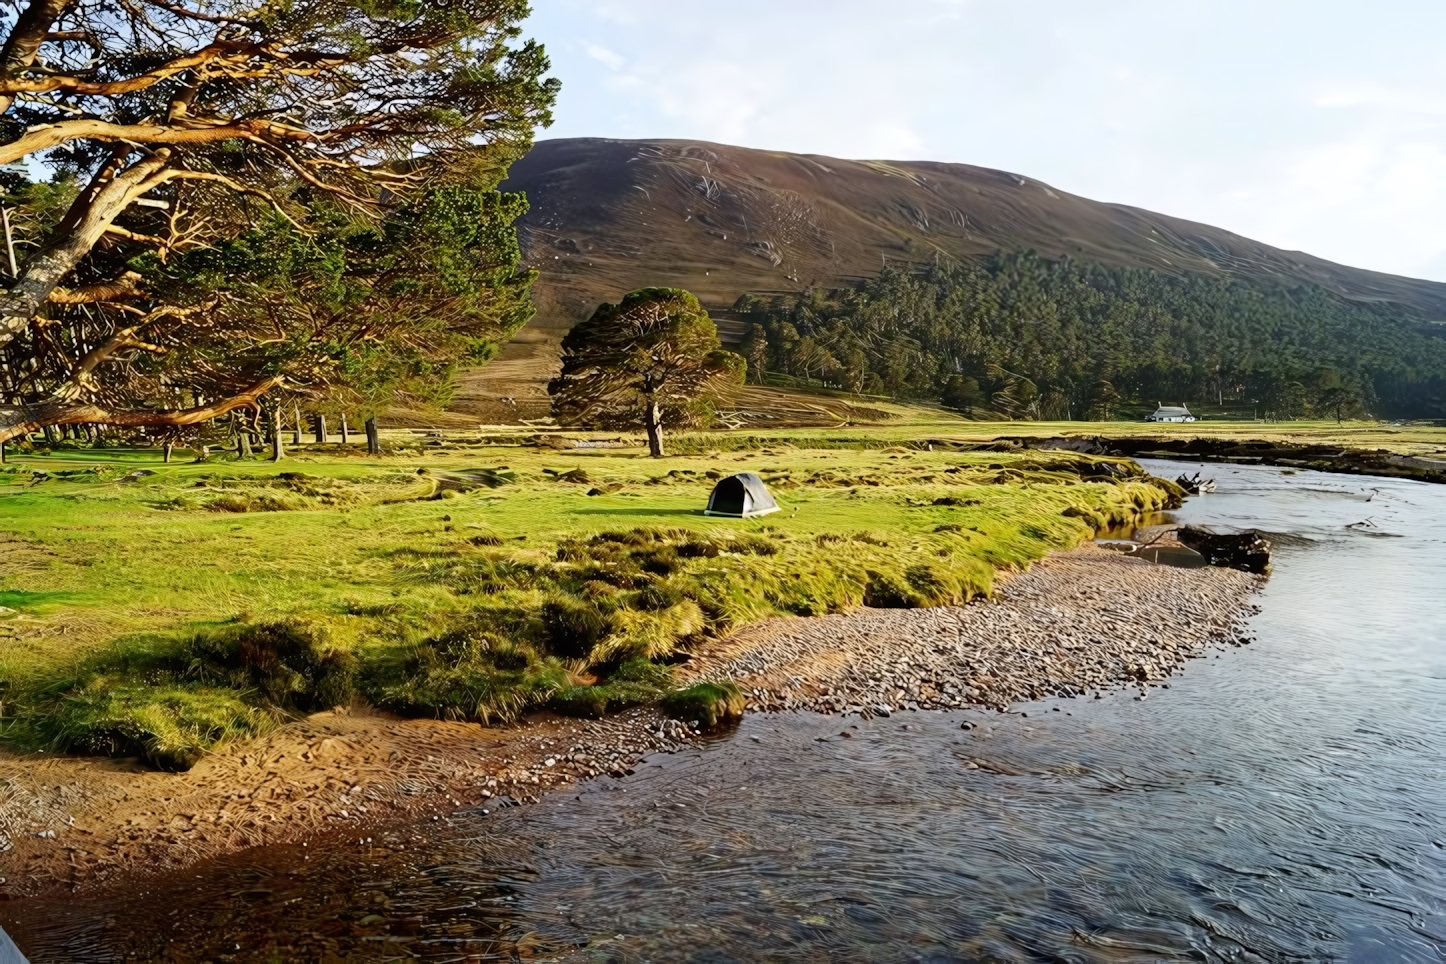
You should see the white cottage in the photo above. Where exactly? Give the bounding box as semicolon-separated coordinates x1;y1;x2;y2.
1146;403;1196;423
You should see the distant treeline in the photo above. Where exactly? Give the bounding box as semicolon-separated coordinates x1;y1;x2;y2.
733;253;1446;419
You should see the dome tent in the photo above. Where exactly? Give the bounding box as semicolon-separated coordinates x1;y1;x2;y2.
705;473;780;518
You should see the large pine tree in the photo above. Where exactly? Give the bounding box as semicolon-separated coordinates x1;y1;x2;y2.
549;288;744;457
0;0;558;443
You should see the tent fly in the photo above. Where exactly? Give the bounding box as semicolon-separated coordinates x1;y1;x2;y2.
705;473;780;518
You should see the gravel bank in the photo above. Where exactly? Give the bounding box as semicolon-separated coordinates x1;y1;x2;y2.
686;544;1263;716
1;545;1258;898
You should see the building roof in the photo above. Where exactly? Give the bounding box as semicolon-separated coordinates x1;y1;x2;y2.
1152;404;1192;416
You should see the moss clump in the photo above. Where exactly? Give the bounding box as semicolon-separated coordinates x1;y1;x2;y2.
542;596;616;658
365;633;569;725
12;617;357;769
661;681;746;730
42;682;275;771
206;493;298;513
551;658;676;718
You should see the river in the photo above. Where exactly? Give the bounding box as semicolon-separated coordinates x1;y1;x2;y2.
5;460;1444;962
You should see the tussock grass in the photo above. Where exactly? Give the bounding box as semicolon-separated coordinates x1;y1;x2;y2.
0;437;1184;765
662;681;746;730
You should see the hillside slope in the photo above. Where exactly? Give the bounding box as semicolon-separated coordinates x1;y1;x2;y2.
449;137;1446;423
501;137;1446;334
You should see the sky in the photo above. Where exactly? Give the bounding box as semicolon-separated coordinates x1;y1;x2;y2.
520;0;1446;283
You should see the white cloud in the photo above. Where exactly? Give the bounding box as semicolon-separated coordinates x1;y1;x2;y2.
582;42;625;72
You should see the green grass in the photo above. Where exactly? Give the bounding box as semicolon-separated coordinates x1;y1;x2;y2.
0;436;1186;767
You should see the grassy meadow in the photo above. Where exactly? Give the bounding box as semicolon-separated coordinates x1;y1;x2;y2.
0;428;1186;768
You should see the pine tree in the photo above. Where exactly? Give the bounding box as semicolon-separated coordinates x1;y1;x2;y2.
548;289;745;457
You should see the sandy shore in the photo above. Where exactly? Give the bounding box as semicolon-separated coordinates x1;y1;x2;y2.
0;545;1261;900
0;709;697;899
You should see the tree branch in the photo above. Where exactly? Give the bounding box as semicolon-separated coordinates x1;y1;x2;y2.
0;375;284;443
0;117;311;166
0;149;172;346
1;42;235;98
48;270;147;304
0;0;74;115
58;324;164;398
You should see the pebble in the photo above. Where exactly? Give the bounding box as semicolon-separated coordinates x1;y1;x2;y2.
684;547;1262;718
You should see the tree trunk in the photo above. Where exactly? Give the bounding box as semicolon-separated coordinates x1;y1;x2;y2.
196;445;209;463
0;441;5;463
314;414;327;445
163;441;174;463
292;404;302;446
237;432;251;459
340;414;349;444
43;424;57;445
271;404;285;462
365;417;380;455
644;400;664;458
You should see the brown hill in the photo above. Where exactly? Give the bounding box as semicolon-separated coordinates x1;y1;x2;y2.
447;137;1446;424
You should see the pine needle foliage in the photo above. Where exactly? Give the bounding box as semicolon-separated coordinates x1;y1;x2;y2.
549;288;746;456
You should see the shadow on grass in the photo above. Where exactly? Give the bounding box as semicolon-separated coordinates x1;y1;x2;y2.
567;507;707;517
0;589;84;611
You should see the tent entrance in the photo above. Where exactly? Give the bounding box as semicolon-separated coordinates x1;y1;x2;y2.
704;473;780;518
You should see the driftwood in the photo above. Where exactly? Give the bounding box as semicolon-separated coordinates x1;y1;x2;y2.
1175;472;1217;495
1177;526;1271;575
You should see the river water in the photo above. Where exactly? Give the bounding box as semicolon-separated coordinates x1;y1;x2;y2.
5;460;1444;963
